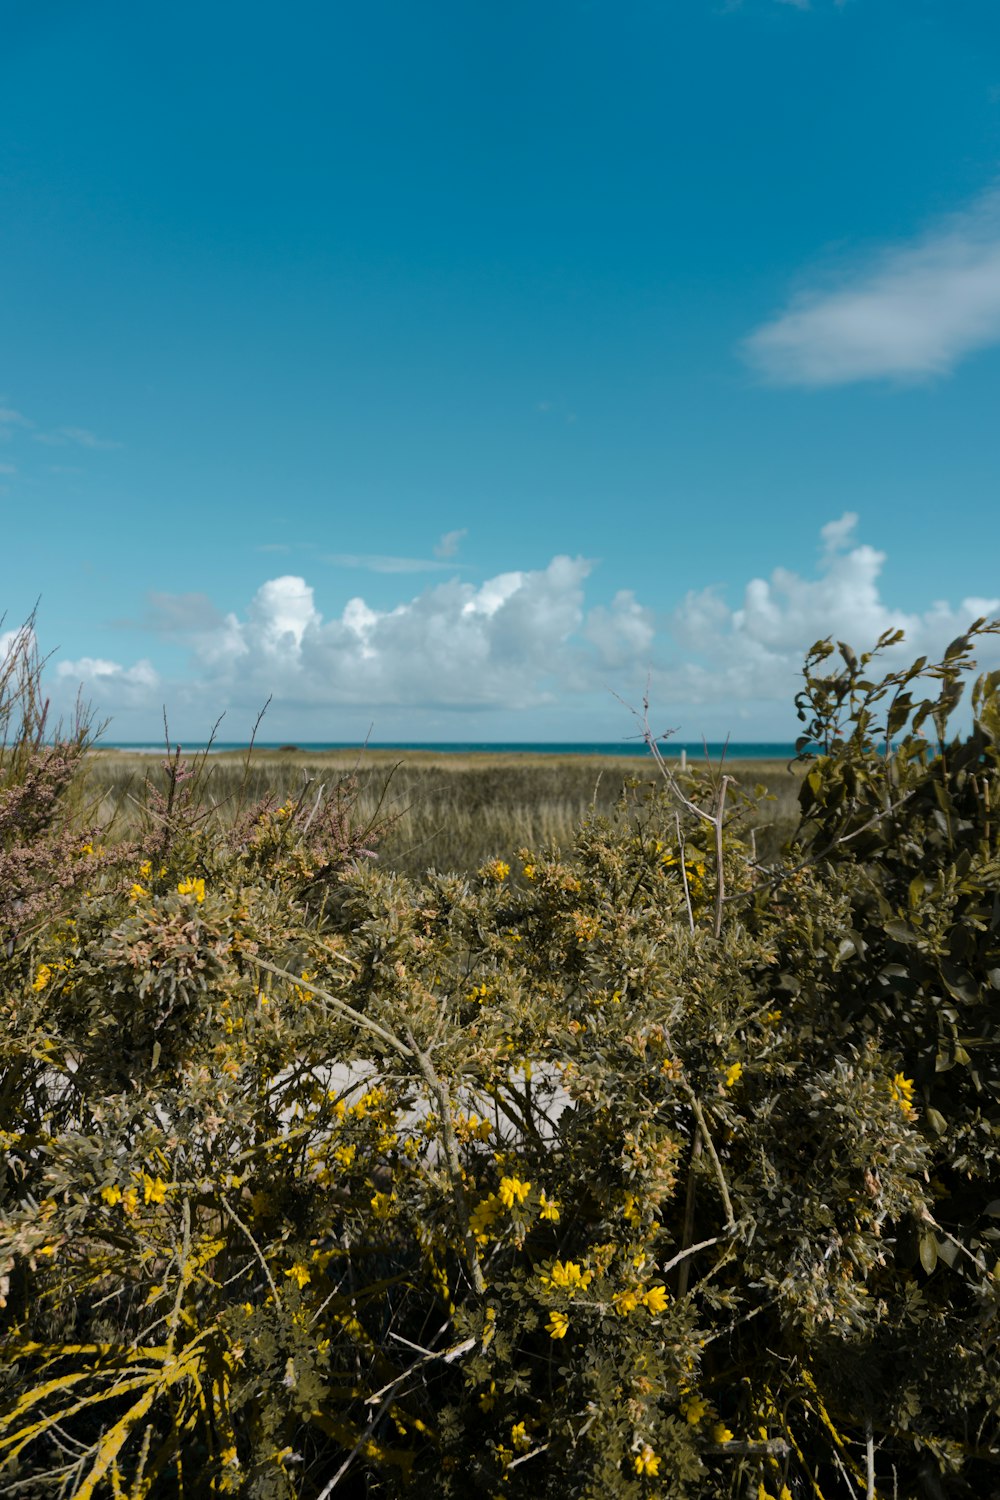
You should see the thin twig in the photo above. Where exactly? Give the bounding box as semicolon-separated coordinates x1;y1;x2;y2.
250;958;410;1061
221;1197;283;1311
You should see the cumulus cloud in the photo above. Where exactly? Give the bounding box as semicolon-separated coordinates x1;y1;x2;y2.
664;512;1000;709
743;187;1000;386
42;527;1000;739
584;591;657;668
55;656;159;705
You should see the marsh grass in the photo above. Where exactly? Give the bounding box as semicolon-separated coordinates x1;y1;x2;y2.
82;747;805;875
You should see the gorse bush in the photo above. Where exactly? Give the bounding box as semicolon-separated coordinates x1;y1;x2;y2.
1;618;1000;1498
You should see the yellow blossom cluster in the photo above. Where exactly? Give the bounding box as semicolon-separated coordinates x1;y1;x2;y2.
545;1309;569;1339
889;1071;916;1116
632;1443;660;1476
540;1258;593;1295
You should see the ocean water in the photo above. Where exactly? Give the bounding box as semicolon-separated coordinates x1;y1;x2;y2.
103;740;805;760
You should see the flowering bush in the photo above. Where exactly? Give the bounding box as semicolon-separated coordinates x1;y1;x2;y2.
1;618;999;1497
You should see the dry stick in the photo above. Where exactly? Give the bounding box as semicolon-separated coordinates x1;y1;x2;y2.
675;811;695;935
682;1085;736;1230
406;1030;487;1297
675;1082;736;1298
250;960;486;1296
660;1234;725;1278
250;958;410;1062
702;1439;790;1459
676;1131;704;1300
712;775;732;940
220;1198;283;1313
366;1337;475;1404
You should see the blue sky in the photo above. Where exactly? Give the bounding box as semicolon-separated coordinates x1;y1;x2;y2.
3;0;1000;742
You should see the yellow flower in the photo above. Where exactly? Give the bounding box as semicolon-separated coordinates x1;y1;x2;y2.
633;1444;661;1477
176;876;206;903
31;964;52;992
122;1187;139;1215
623;1192;642;1228
543;1259;592;1294
681;1396;709;1425
538;1191;560;1222
614;1287;641;1316
889;1072;915;1114
220;1446;239;1468
723;1061;743;1089
333;1144;356;1168
470;1195;501;1240
100;1184;122;1207
711;1423;733;1444
522;863;536;880
139;860;152;880
142;1174;168;1205
483;858;510;882
498;1176;531;1210
285;1263;311;1289
546;1310;569;1339
370;1191;396;1218
643;1284;669;1315
510;1422;531;1452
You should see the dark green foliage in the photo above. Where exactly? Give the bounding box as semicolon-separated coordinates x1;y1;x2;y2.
1;617;1000;1498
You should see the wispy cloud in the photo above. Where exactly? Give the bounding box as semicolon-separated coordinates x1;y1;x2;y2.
323;552;458;575
0;463;16;475
434;528;467;560
743;187;1000;386
33;425;122;450
0;403;32;439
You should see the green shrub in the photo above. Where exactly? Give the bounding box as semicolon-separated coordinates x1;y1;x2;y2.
1;618;999;1497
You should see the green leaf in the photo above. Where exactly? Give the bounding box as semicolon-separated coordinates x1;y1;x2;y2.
919;1232;938;1275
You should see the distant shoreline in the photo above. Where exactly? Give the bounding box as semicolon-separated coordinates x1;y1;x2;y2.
94;740;806;761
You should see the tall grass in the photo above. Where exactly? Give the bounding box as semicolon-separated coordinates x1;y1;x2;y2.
82;747;804;875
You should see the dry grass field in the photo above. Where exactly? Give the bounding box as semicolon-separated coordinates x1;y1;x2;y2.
81;746;806;877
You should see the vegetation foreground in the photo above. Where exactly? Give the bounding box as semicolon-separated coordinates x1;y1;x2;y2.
2;618;1000;1499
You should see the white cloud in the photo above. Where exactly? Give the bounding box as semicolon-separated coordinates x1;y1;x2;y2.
664;512;1000;709
40;527;1000;739
0;404;32;440
324;552;457;574
434;528;467;559
55;656;159;704
585;591;656;668
743;187;1000;386
33;425;121;450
